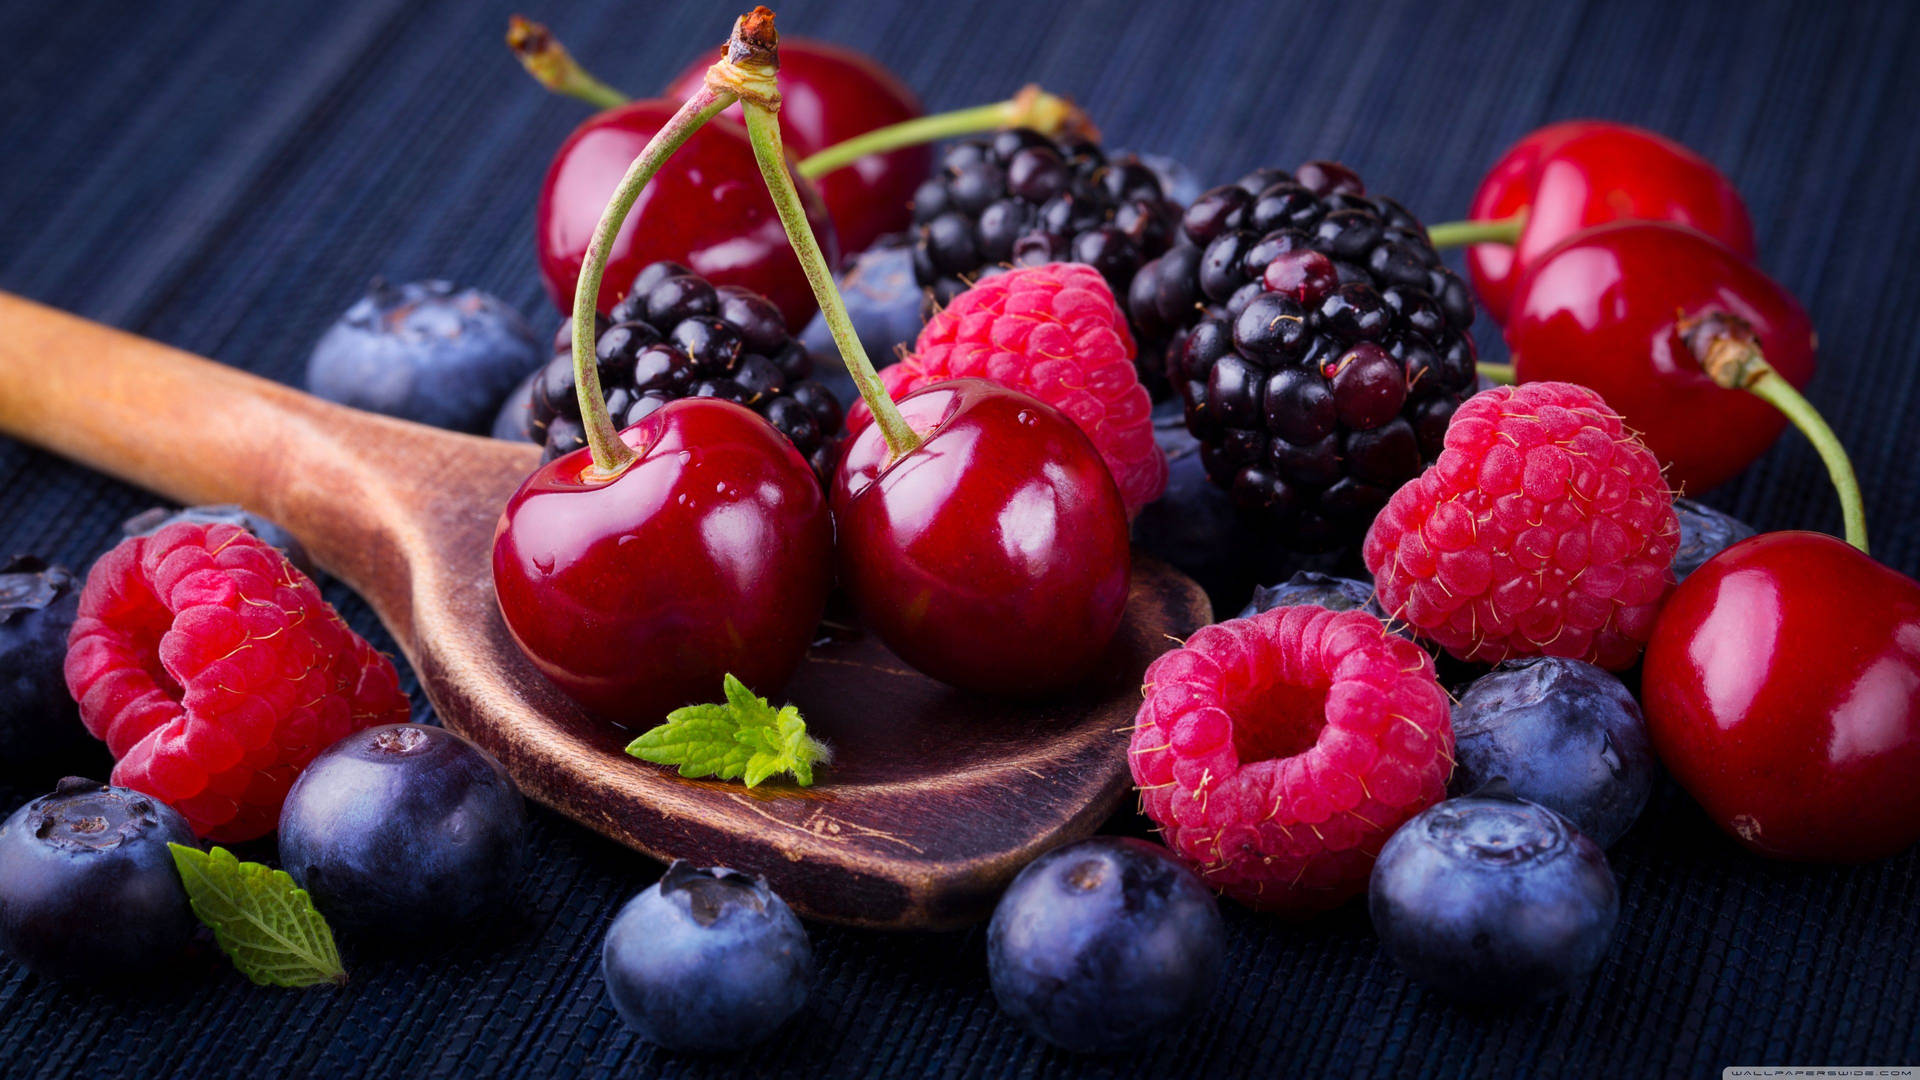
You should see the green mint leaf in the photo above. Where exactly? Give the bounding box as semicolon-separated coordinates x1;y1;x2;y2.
168;844;346;988
625;675;827;788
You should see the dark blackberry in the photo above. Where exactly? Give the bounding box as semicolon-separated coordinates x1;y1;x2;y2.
909;130;1181;368
1130;162;1479;551
521;263;846;484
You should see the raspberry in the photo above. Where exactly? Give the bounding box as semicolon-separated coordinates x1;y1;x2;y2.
1130;605;1453;914
63;522;410;841
847;263;1167;515
1362;381;1679;670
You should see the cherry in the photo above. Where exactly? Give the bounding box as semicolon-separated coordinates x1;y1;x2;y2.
1642;532;1920;862
1503;221;1815;494
1442;120;1755;324
492;398;832;724
535;99;835;331
667;38;929;256
831;380;1132;695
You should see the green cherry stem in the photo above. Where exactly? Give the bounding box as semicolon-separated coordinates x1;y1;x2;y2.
725;11;920;459
569;81;737;478
1693;328;1868;553
1427;212;1526;250
1476;361;1517;385
506;15;631;110
796;87;1092;181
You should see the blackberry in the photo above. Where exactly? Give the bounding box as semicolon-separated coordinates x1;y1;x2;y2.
909;129;1180;364
1130;163;1479;551
522;262;846;484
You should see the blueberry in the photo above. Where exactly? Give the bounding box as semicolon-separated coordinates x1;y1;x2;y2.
0;558;99;777
123;505;318;582
0;778;198;980
278;724;527;939
1671;497;1756;582
491;368;541;443
1450;658;1655;848
601;861;813;1053
306;279;542;433
800;237;923;366
987;837;1223;1053
1239;570;1388;622
1370;789;1618;1007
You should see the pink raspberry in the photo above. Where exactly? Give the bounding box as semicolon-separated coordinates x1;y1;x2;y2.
64;522;411;841
1363;381;1679;670
1130;606;1453;914
846;263;1166;515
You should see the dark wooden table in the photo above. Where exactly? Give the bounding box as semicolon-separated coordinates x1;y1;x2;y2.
3;0;1917;1076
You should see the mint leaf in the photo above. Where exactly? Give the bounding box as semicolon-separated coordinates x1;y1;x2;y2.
626;674;830;788
169;844;346;988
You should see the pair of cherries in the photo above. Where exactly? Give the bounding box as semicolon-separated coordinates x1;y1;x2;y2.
1449;121;1920;863
494;9;1130;730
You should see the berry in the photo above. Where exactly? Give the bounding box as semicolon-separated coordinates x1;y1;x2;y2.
601;861;813;1053
1450;658;1654;848
123;504;318;582
798;236;925;371
279;724;527;938
492;369;539;444
0;777;197;980
537;100;834;331
63;523;411;841
987;837;1224;1053
832;380;1131;696
1645;532;1920;861
1671;497;1756;581
847;263;1166;515
1464;121;1754;325
520;262;847;484
1369;788;1618;1006
1129;605;1453;914
494;399;834;726
1239;570;1386;623
1362;381;1679;671
1505;222;1816;493
667;39;930;256
909;130;1180;348
0;557;96;776
1131;163;1479;551
305;280;541;433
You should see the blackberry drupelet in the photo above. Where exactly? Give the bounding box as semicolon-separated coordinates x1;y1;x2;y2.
522;262;846;483
1130;162;1479;551
909;129;1180;363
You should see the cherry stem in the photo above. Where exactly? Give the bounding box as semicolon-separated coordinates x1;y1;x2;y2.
569;81;737;478
1476;361;1516;385
727;11;920;459
1693;324;1868;553
507;16;631;110
1427;212;1526;250
796;87;1094;181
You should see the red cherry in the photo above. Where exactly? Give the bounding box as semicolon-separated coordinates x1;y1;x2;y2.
1643;532;1920;861
535;99;836;330
1505;221;1815;494
1465;121;1755;324
492;398;833;725
831;379;1132;696
667;38;929;256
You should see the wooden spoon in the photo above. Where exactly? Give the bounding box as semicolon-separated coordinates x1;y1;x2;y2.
0;293;1210;929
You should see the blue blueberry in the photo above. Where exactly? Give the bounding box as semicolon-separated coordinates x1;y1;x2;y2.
1370;789;1618;1007
0;778;198;980
123;504;318;581
601;861;813;1053
306;279;541;432
278;724;527;939
0;558;100;777
1671;497;1756;582
1450;658;1655;848
987;837;1223;1053
491;368;540;443
799;237;924;367
1240;570;1392;623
